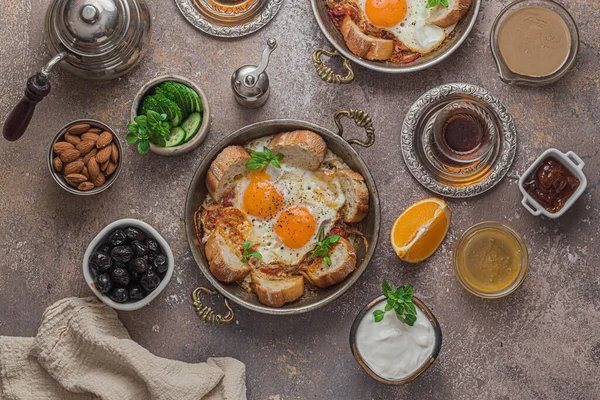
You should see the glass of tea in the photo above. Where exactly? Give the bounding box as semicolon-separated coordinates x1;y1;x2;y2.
432;100;496;164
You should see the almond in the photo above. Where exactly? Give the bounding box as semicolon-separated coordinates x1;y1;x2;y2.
64;133;81;145
65;177;79;188
67;123;90;135
81;166;89;179
101;159;110;172
92;172;105;187
96;146;112;164
105;161;117;176
83;149;97;164
63;160;84;175
78;181;95;191
65;173;87;183
110;143;119;163
53;157;62;172
82;132;99;142
76;140;95;155
86;128;102;134
53;141;74;154
87;157;100;178
96;131;113;149
60;149;81;163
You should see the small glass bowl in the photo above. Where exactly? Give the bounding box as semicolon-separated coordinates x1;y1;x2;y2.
490;0;579;86
349;295;443;384
452;222;528;299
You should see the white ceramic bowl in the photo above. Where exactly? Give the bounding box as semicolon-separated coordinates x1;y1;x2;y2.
519;148;586;219
83;219;174;311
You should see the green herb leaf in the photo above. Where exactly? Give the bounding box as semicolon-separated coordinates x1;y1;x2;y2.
126;133;138;144
373;310;385;323
127;123;139;134
427;0;448;7
245;148;285;170
241;241;262;263
374;280;417;326
138;140;150;155
312;227;341;264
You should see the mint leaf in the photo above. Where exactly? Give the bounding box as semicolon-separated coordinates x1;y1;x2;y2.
126;133;138;144
373;310;385;323
138;140;150;155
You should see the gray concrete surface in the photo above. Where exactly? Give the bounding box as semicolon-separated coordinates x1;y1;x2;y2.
1;1;599;399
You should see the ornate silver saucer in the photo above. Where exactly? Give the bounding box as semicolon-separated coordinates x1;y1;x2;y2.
401;83;517;198
175;0;283;38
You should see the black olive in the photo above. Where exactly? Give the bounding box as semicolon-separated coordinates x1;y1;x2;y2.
90;252;113;274
129;285;144;300
146;239;160;254
130;240;148;257
95;273;112;294
124;227;145;242
153;254;168;274
97;243;111;254
140;270;161;293
111;267;130;287
146;252;156;264
108;229;127;246
129;257;149;276
110;245;134;263
109;287;129;303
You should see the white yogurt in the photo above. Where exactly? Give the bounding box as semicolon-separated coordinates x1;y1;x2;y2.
355;300;436;380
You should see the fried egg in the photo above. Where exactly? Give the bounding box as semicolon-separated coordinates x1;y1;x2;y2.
356;0;455;54
233;163;345;266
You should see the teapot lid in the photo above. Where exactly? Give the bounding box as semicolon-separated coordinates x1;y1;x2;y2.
49;0;131;56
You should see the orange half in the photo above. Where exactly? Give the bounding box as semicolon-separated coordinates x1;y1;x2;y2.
390;198;452;264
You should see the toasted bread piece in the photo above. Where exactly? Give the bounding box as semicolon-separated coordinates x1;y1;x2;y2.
426;0;472;28
341;16;394;61
205;232;251;283
206;145;251;202
307;237;357;289
337;169;369;223
251;271;305;307
269;130;327;170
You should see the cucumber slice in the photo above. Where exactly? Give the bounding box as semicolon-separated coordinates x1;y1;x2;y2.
187;87;203;113
165;127;186;147
181;112;202;142
157;83;188;116
176;84;193;115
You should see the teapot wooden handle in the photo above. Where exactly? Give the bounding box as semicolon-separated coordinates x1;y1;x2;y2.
2;73;52;141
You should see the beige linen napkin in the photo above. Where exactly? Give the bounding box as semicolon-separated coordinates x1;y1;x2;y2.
0;298;246;400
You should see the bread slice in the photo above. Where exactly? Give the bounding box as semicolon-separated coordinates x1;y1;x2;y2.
337;169;369;223
307;237;357;289
268;130;327;171
206;145;251;202
341;16;394;61
251;271;305;307
426;0;472;28
205;232;251;283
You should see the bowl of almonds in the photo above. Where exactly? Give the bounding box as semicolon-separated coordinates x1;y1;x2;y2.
48;119;122;195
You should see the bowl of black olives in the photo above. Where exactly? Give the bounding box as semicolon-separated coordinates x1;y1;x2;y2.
83;219;174;311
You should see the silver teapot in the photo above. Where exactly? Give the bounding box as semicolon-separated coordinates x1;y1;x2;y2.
3;0;151;141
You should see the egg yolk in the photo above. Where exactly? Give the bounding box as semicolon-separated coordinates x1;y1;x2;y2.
274;207;317;249
243;170;284;219
365;0;407;27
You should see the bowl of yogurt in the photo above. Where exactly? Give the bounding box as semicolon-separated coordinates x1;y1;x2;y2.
349;295;442;384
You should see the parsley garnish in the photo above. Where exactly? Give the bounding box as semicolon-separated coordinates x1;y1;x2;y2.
246;148;284;170
312;227;341;266
373;280;417;326
241;241;262;263
427;0;449;7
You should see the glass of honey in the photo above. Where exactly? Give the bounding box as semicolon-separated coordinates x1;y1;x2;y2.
453;222;528;298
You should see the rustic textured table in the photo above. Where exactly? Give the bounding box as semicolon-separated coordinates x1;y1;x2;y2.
1;1;599;399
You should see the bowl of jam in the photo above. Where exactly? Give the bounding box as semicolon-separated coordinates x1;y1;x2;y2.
519;148;586;218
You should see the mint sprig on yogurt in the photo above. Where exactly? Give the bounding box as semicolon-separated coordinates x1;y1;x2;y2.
373;280;417;326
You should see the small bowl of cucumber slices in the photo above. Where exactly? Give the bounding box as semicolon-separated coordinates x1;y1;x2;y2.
128;75;211;156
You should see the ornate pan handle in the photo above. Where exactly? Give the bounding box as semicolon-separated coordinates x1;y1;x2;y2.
312;49;355;84
334;109;375;148
191;287;234;324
